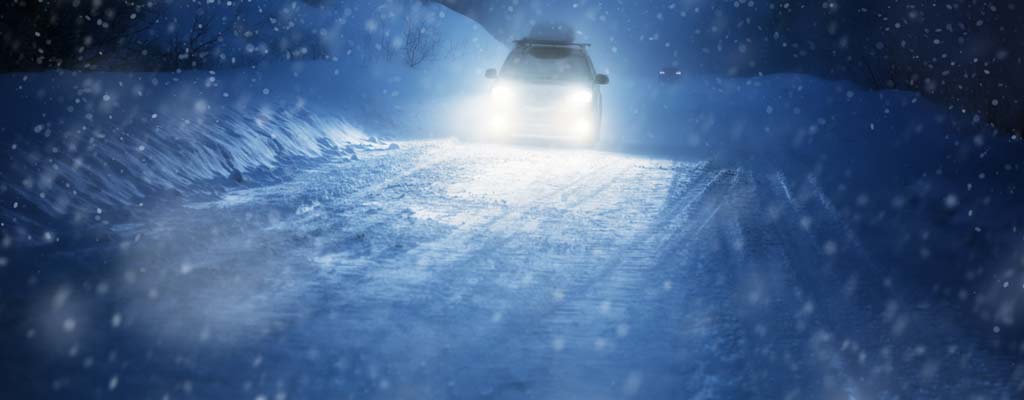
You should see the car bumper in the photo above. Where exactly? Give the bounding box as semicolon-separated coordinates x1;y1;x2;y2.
487;105;599;142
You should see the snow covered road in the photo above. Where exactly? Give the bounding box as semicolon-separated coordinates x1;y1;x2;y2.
6;139;1017;399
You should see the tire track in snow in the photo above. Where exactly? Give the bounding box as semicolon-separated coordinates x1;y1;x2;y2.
300;146;724;397
477;165;744;399
426;161;732;399
303;144;680;398
356;146;632;284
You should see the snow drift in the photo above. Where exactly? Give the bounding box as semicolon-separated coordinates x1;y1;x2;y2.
603;71;1024;342
0;67;381;245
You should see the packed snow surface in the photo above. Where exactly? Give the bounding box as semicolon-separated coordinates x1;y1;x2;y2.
3;140;1019;399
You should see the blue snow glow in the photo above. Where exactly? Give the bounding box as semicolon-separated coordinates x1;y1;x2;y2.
0;1;1022;399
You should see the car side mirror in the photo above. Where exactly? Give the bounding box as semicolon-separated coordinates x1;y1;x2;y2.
485;68;498;79
595;74;610;85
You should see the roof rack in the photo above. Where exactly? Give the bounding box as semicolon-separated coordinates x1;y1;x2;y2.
514;38;591;48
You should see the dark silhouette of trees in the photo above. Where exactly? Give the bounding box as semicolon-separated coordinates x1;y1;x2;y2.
0;0;329;72
0;0;157;71
401;22;443;67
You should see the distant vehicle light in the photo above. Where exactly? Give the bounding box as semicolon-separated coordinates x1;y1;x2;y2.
658;67;683;82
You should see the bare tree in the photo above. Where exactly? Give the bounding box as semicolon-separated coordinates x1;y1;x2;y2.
164;12;223;70
402;22;442;68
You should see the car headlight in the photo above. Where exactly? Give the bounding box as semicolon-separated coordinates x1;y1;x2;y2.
567;88;593;105
572;118;592;136
489;114;509;133
490;83;516;103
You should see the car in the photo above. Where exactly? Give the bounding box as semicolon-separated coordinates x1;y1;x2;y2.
483;36;609;145
659;67;683;82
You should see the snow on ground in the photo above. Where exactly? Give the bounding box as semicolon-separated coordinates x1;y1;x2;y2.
2;8;1024;397
2;141;1020;399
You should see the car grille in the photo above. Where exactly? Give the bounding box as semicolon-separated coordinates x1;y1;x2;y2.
517;83;570;108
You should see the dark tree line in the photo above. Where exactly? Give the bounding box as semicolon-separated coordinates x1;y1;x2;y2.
3;0;1018;133
0;0;154;71
0;0;330;72
1;0;451;72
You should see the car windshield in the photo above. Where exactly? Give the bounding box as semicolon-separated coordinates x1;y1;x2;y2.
501;46;591;81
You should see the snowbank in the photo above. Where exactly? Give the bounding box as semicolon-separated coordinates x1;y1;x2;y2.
603;71;1024;340
0;61;497;246
0;67;374;245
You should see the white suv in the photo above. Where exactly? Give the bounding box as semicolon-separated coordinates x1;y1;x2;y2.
484;38;609;145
